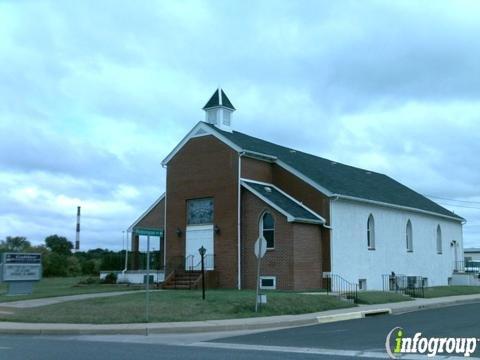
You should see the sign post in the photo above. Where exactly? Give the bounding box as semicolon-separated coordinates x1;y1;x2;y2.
145;235;150;324
199;246;206;300
254;236;267;312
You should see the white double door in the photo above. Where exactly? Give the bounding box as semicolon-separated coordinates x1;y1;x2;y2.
185;225;214;270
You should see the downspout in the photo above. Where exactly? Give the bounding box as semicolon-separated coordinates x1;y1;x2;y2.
237;151;245;290
328;195;339;275
121;229;129;280
162;163;168;274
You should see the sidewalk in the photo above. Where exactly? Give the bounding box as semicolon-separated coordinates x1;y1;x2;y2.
0;293;479;335
0;290;154;309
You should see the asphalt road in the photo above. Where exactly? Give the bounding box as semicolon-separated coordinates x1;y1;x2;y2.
1;303;479;360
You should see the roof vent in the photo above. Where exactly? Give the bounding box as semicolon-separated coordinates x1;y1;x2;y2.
331;161;337;165
289;149;296;153
264;186;272;193
366;171;371;175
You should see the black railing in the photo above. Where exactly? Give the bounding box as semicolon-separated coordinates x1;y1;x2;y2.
454;261;480;273
323;273;358;303
382;274;425;298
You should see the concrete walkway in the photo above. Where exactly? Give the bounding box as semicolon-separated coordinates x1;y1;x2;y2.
0;290;161;309
0;292;479;335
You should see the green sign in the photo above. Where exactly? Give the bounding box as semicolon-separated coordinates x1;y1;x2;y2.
134;228;164;237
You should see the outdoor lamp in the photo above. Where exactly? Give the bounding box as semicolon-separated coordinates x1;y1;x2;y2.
214;225;220;234
199;246;206;256
176;227;182;237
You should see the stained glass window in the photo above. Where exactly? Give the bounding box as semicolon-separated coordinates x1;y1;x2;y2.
187;198;214;225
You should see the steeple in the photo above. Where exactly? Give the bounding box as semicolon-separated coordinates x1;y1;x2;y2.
203;88;235;132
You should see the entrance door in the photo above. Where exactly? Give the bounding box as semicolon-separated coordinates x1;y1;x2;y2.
185;225;214;270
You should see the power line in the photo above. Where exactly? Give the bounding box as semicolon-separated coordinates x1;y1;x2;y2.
434;202;480;210
425;194;480;205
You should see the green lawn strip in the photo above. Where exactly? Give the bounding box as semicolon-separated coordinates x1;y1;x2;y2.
0;277;143;303
0;290;355;324
356;291;412;305
422;286;480;298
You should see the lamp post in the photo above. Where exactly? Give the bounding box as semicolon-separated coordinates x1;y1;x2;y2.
199;246;206;300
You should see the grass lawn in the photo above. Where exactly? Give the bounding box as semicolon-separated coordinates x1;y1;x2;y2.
0;290;355;324
0;277;143;303
356;291;412;305
423;286;480;298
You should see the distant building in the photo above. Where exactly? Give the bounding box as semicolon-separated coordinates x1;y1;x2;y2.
129;89;465;291
464;248;480;262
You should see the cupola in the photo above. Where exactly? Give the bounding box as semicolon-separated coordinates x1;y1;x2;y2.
203;88;235;132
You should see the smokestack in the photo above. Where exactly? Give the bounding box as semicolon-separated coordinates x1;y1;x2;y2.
75;206;81;251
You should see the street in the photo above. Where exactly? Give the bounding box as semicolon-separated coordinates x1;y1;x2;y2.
1;303;480;359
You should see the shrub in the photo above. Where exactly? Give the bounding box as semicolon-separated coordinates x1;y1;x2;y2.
78;277;101;285
103;272;118;284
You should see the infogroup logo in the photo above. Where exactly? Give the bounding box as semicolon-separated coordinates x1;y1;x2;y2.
385;327;479;358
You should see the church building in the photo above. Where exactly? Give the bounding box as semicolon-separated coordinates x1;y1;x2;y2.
128;89;465;291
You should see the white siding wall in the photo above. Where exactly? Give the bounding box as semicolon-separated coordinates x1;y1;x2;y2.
330;199;464;290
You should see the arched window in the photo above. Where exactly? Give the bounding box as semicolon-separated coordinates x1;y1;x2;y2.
436;225;442;254
260;212;275;249
367;214;375;250
406;220;413;252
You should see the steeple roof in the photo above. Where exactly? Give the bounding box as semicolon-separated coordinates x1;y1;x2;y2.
203;89;235;110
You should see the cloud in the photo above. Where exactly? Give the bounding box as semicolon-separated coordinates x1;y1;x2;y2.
0;0;479;249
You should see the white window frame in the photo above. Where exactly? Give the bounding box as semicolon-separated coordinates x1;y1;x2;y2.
406;220;413;252
259;212;275;250
359;279;367;291
260;276;276;290
436;225;442;254
367;214;375;250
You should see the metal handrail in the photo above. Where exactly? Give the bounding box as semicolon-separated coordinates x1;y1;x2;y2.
188;254;215;271
454;260;480;273
382;274;425;298
323;273;358;303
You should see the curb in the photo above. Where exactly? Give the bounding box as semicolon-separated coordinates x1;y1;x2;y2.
389;297;480;315
0;297;479;335
0;317;319;336
317;308;391;324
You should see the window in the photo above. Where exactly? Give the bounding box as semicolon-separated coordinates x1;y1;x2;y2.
367;214;375;250
260;212;275;249
358;279;367;291
406;220;413;252
436;225;442;254
260;276;276;289
187;198;214;225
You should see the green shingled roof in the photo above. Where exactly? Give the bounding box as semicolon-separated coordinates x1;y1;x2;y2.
204;123;463;221
242;180;324;223
203;89;235;110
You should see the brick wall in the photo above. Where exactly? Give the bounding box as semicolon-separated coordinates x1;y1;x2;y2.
165;135;239;288
293;223;322;290
241;157;273;183
241;190;294;290
135;197;165;229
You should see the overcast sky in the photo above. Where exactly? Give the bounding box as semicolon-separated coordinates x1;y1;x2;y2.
0;1;479;251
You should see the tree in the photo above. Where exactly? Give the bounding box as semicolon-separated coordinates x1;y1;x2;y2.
42;252;68;277
0;236;31;252
45;235;73;256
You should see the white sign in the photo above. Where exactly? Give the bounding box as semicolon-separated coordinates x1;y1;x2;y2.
3;264;42;281
254;236;267;258
1;253;42;282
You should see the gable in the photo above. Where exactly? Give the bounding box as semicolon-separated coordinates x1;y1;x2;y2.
128;194;165;231
241;179;325;224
